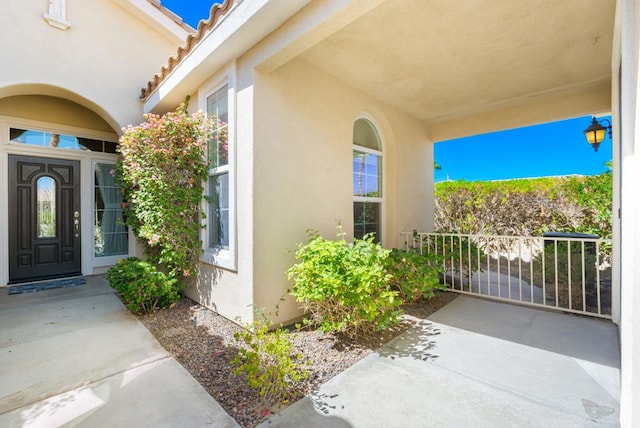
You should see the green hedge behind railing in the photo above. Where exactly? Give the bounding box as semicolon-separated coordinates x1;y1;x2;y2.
434;173;612;239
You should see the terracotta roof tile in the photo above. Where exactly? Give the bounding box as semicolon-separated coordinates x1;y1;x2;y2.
140;0;236;101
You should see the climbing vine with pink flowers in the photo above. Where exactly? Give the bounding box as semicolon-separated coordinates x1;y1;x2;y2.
116;100;215;285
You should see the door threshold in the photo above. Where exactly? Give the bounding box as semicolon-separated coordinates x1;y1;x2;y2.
7;276;86;295
8;274;83;286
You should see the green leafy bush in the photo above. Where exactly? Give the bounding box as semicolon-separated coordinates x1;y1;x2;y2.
287;228;401;336
562;173;612;238
107;257;179;314
386;248;446;302
231;313;308;410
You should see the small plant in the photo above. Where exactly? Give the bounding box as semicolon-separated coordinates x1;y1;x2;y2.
287;227;402;336
231;312;308;412
386;248;446;302
107;257;180;314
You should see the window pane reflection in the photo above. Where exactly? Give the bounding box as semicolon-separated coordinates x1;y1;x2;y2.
10;128;116;153
353;201;380;242
353;151;381;197
209;173;229;249
207;85;229;168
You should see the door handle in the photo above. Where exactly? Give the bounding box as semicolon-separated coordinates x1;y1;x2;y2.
74;212;80;237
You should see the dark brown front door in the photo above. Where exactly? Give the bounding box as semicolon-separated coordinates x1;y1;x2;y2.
8;155;81;283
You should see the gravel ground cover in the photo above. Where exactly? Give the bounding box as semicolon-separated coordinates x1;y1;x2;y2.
138;292;458;427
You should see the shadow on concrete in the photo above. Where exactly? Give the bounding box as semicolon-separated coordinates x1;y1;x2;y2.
378;320;441;362
428;294;620;368
259;395;352;427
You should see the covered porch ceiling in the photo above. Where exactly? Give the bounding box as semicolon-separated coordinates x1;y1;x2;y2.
292;0;615;141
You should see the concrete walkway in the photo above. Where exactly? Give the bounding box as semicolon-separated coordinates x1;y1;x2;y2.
0;276;239;427
261;295;621;427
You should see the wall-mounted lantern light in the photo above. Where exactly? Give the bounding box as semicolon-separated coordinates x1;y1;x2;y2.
583;116;612;152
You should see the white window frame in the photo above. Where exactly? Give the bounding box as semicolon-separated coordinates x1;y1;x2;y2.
353;116;385;245
199;64;237;271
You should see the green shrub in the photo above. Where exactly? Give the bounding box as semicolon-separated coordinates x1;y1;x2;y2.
287;228;401;336
386;248;446;302
562;173;612;239
231;313;308;409
107;257;180;314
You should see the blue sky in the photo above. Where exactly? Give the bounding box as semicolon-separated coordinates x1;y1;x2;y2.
161;0;222;28
162;2;613;183
435;115;613;182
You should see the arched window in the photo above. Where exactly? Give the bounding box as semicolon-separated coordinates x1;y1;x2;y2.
353;118;383;242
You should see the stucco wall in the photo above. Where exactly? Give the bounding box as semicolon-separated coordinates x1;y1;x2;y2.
0;0;182;130
252;58;433;324
183;78;257;325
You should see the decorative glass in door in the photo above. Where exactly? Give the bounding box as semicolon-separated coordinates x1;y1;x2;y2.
37;176;56;238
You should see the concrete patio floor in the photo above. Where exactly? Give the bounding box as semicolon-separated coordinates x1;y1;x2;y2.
0;276;239;427
261;295;621;427
0;276;621;427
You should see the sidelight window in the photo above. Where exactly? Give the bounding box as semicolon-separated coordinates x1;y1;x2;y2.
94;163;128;257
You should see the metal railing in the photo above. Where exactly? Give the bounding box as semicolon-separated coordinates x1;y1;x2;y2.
401;232;612;319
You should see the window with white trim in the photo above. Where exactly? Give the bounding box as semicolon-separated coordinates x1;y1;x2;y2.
353;118;383;242
207;85;230;250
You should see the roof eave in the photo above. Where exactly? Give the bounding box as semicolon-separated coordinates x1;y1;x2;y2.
143;0;312;113
113;0;192;45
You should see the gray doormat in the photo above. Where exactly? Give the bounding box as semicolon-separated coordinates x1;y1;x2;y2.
8;277;86;295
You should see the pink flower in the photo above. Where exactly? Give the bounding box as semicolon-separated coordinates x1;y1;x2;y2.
148;234;160;246
183;269;190;277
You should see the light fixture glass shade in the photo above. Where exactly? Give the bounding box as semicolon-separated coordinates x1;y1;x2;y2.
585;127;606;144
583;117;607;150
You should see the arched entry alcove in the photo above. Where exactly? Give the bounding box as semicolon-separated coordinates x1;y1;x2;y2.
0;95;117;136
0;83;122;135
0;92;128;286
